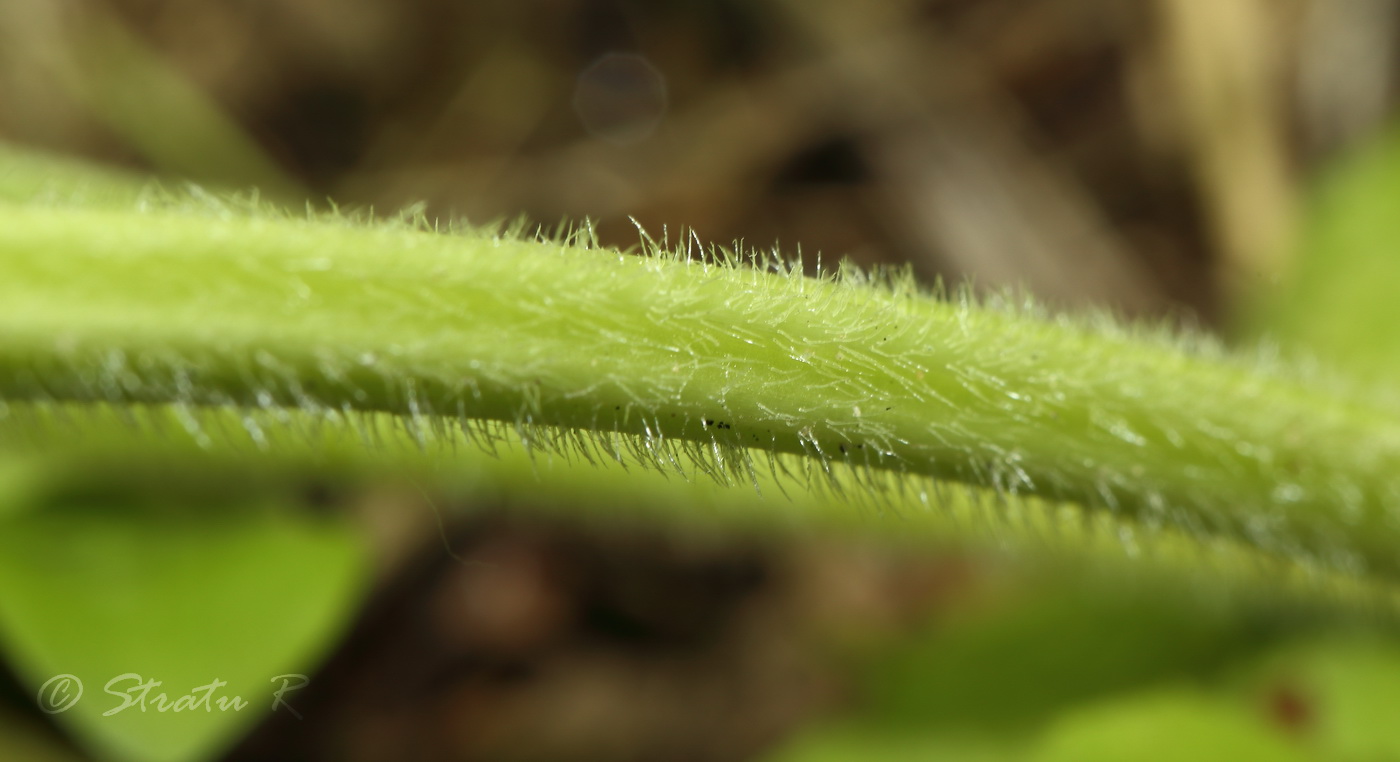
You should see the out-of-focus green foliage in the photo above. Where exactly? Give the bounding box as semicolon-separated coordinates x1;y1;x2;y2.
852;581;1259;732
773;631;1400;762
1028;687;1307;762
0;142;147;210
1251;126;1400;384
0;706;84;762
0;499;368;762
1227;636;1400;760
766;724;1022;762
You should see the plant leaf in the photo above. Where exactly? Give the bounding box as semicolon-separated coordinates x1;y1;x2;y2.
1247;126;1400;383
0;499;369;762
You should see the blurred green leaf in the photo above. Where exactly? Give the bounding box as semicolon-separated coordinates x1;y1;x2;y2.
0;706;85;762
0;141;149;210
1029;687;1310;762
762;723;1021;762
55;10;301;198
0;499;368;762
852;578;1256;732
1250;126;1400;382
1228;635;1400;761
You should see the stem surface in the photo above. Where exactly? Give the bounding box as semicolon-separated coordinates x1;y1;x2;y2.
2;201;1398;575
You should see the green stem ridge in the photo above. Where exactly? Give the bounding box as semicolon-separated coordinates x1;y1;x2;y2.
2;198;1399;576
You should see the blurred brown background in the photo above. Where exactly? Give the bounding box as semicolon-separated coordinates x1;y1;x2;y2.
5;0;1397;324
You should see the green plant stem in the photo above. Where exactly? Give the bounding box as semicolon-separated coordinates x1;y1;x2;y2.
2;200;1399;576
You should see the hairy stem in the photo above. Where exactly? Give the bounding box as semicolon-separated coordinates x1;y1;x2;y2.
2;199;1398;576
